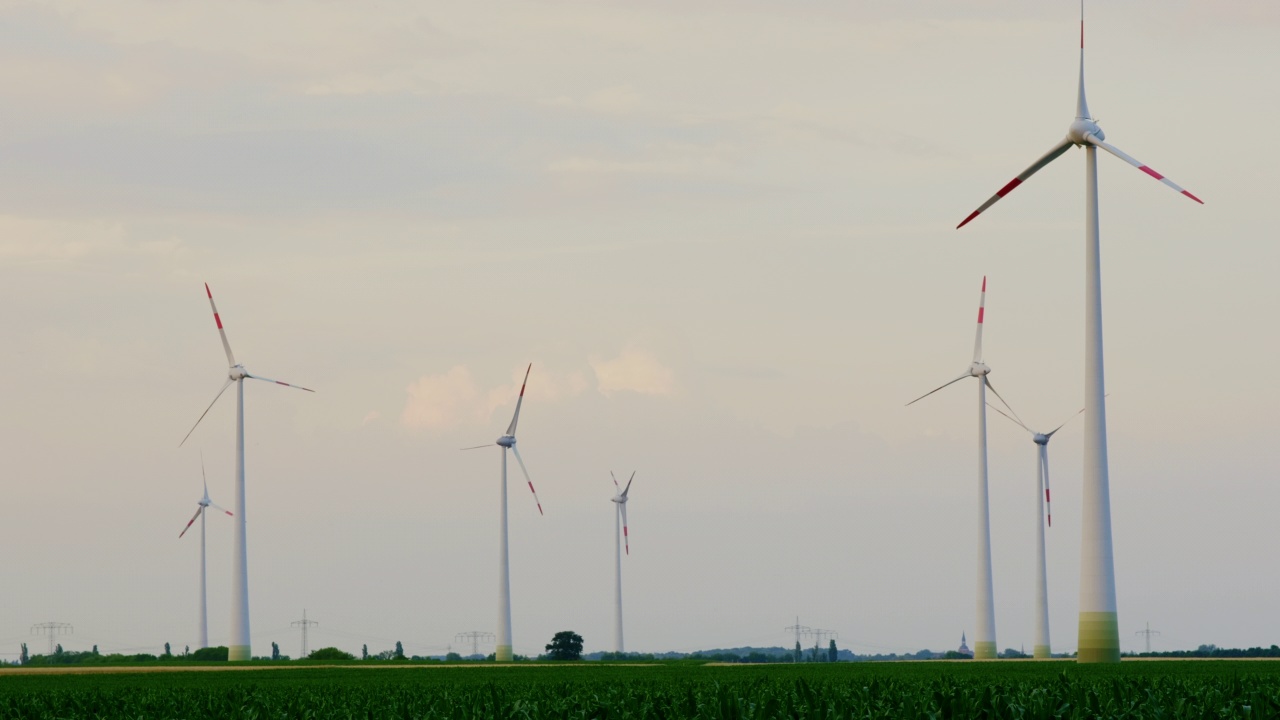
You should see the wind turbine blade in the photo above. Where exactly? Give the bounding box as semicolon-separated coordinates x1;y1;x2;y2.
510;445;543;516
1046;407;1086;438
505;364;532;437
983;377;1025;428
905;373;970;407
973;276;986;363
611;471;619;490
620;502;629;555
180;378;234;447
461;444;493;451
1041;445;1052;528
245;373;315;392
956;139;1075;228
208;502;233;517
179;506;204;538
204;283;237;367
1086;136;1203;204
622;471;634;498
985;401;1031;433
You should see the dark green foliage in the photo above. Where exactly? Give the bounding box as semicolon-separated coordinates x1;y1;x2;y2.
308;647;356;661
0;662;1278;718
445;652;462;662
394;641;405;660
19;643;26;665
828;640;837;663
544;631;584;661
271;641;279;661
795;641;801;663
163;642;171;658
190;646;228;661
362;644;368;660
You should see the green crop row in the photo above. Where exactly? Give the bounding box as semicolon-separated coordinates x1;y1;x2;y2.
0;662;1277;719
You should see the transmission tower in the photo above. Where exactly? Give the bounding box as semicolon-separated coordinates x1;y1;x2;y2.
784;617;811;662
291;610;318;659
807;629;838;661
455;631;495;658
31;622;72;656
1135;622;1161;654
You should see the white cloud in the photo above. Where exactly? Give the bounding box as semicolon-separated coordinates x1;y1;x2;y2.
590;348;675;398
400;365;482;430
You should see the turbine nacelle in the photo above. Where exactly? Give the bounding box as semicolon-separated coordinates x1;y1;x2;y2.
611;494;627;504
496;435;516;448
969;362;991;377
228;364;249;381
1033;433;1050;446
1068;119;1104;146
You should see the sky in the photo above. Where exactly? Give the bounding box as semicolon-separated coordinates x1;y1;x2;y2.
1;1;1277;661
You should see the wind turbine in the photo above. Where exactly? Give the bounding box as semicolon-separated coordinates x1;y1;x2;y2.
907;276;1016;660
610;471;634;654
988;402;1083;660
180;284;314;661
178;455;233;650
464;364;543;662
955;6;1201;663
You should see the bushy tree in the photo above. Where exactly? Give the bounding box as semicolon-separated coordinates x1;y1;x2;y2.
394;641;405;660
191;646;229;661
828;640;838;663
20;643;28;665
271;642;280;661
545;631;584;661
308;647;356;661
794;641;801;663
163;642;172;658
445;652;462;662
362;644;368;660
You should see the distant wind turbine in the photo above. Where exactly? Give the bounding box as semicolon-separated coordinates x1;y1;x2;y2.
989;402;1083;660
955;5;1200;662
610;471;634;654
464;364;543;662
179;455;233;650
180;284;314;661
907;277;1015;660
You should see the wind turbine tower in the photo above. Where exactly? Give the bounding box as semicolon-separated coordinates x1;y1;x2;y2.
908;277;1015;660
464;364;543;662
179;455;233;649
955;6;1201;662
181;284;314;661
610;471;635;653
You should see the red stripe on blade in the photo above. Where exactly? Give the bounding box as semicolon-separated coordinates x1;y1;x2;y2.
1139;166;1165;181
214;313;223;329
996;178;1022;197
205;283;212;298
957;210;981;229
981;276;987;292
1182;190;1204;204
977;307;985;324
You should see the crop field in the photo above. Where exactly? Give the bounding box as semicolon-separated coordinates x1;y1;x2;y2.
1;661;1278;719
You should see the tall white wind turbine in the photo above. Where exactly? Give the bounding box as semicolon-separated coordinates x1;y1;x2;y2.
610;471;634;654
955;7;1201;662
908;277;1015;660
178;456;233;650
464;364;543;662
988;403;1083;660
180;284;314;661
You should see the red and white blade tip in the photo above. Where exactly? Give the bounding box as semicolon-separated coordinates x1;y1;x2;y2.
519;364;531;397
529;481;543;515
1138;165;1203;204
623;525;629;555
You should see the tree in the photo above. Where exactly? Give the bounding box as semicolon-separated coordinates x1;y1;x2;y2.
544;631;584;661
394;641;405;660
191;646;229;661
92;645;99;656
164;642;172;658
55;644;63;655
828;640;838;663
794;641;802;663
271;642;280;661
20;643;28;665
362;644;368;661
308;647;355;661
445;652;462;662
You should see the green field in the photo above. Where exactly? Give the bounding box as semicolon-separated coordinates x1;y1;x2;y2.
1;661;1278;719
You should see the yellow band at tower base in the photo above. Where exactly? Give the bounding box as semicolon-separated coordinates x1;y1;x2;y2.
1077;612;1120;663
494;645;513;662
1033;645;1051;659
972;641;996;659
228;645;251;662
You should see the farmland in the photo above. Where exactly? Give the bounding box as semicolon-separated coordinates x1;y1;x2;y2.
1;661;1278;719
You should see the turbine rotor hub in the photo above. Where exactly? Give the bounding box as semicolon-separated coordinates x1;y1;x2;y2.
1068;118;1104;145
1034;433;1049;445
228;365;249;381
496;435;515;448
969;362;991;377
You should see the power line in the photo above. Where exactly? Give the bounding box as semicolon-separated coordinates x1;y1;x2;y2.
455;631;495;658
1135;622;1161;653
31;622;72;656
783;617;811;662
291;610;318;659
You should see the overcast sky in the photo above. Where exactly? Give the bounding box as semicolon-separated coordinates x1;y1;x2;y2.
2;1;1277;660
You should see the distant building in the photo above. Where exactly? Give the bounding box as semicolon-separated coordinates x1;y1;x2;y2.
957;632;974;658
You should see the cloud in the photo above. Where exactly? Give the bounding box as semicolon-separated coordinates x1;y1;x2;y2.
590;348;675;398
401;364;590;431
401;365;482;430
361;410;380;426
